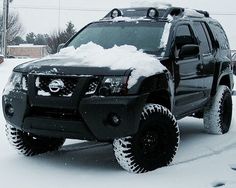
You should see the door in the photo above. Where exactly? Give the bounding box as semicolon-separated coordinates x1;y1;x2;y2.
192;21;215;97
173;24;205;116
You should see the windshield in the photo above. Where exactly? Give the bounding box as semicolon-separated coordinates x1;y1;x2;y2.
67;22;167;55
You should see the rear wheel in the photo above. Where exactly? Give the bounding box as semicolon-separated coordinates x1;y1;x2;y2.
113;104;179;173
203;85;232;134
6;123;65;156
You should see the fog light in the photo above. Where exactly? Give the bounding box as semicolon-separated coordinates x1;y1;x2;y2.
108;113;121;126
99;86;110;96
5;104;14;117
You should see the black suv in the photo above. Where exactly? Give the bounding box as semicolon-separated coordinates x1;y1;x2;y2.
2;7;234;173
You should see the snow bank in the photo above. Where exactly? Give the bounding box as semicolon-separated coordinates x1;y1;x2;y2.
54;42;166;88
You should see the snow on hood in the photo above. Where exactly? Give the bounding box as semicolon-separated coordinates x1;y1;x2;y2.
50;42;166;89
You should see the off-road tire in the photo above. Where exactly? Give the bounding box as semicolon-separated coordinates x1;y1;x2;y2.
6;123;65;156
113;104;180;173
203;85;232;134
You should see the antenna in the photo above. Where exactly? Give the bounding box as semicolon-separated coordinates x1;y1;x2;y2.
58;0;61;33
1;0;9;57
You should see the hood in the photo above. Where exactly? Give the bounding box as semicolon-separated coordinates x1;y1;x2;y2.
14;43;166;89
14;57;131;76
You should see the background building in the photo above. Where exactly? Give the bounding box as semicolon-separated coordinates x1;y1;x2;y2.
7;44;50;58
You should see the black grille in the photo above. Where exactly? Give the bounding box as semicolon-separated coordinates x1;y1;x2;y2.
36;76;78;97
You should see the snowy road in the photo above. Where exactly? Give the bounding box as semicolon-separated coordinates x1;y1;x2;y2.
0;59;236;188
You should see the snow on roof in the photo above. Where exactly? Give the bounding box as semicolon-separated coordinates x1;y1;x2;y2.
183;9;205;18
49;42;166;88
112;16;134;22
8;44;47;48
111;16;149;22
129;1;172;9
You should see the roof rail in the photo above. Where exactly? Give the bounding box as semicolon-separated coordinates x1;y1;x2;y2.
102;7;210;21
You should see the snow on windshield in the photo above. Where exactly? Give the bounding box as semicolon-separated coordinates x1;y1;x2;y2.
52;42;166;88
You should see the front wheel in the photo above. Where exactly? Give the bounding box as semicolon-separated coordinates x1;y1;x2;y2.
113;104;180;173
6;123;65;156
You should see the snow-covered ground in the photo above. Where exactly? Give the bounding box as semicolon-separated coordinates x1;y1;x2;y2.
0;59;236;188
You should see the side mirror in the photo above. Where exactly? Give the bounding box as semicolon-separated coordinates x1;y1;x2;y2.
57;43;65;53
179;44;199;59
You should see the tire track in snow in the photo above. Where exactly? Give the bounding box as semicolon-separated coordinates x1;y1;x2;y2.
172;141;236;166
59;138;236;168
61;141;110;153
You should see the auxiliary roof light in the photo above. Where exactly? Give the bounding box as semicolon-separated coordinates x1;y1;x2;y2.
111;8;122;18
147;8;159;19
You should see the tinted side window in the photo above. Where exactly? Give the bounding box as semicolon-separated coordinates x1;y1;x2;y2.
176;25;191;37
193;22;211;54
209;22;230;50
201;23;213;50
175;25;195;49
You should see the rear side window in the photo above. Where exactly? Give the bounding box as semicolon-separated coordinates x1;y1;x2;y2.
209;22;230;50
193;22;211;54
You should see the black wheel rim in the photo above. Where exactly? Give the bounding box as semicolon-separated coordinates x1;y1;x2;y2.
139;127;168;160
132;120;177;170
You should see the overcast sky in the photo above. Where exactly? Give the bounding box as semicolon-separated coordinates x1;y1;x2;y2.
1;0;236;48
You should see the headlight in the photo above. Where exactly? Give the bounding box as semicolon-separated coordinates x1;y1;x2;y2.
99;76;128;96
3;72;27;95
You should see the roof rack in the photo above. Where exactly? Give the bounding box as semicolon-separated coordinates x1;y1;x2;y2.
102;7;210;21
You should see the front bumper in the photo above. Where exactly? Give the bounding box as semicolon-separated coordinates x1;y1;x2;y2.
2;91;147;141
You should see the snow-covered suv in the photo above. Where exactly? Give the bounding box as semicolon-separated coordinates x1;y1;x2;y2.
2;7;234;173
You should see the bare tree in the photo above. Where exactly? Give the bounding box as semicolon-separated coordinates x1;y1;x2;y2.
0;12;24;46
7;12;24;44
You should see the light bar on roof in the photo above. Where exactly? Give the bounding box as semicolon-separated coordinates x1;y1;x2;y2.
147;8;159;19
111;8;123;18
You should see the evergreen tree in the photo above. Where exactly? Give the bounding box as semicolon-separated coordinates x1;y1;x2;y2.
47;21;77;54
26;32;36;44
12;36;25;45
